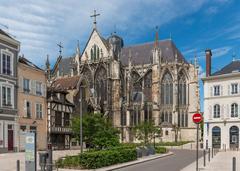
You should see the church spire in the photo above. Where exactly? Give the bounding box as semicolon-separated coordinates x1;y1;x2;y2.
154;26;159;49
45;54;50;70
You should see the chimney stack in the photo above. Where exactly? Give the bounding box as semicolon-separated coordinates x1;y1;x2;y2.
205;49;212;77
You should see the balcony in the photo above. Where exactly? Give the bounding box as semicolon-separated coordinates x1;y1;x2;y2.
51;126;72;134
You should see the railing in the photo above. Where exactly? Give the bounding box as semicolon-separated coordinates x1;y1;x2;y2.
51;127;72;133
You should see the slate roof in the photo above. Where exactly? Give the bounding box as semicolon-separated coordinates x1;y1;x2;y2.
0;29;13;39
51;75;80;91
121;39;187;66
58;57;76;76
212;60;240;76
18;56;43;71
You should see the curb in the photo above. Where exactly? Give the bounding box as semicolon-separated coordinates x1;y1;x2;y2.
100;152;174;171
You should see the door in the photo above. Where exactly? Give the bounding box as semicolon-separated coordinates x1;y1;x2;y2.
8;130;14;151
212;126;221;148
230;126;239;149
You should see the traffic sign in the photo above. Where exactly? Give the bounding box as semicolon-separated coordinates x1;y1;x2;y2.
192;113;202;124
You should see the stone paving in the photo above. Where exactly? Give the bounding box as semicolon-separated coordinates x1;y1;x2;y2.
0;150;81;171
181;150;240;171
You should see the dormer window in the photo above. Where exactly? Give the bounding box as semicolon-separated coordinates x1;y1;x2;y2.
90;44;100;61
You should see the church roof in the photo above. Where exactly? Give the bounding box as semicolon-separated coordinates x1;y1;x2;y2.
121;39;187;66
58;56;76;76
212;60;240;76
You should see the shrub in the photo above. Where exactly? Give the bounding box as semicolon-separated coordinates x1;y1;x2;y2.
155;146;167;154
57;148;137;169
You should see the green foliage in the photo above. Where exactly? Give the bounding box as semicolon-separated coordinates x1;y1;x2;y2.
156;141;191;146
155;146;167;154
57;148;137;169
134;121;161;145
71;113;120;149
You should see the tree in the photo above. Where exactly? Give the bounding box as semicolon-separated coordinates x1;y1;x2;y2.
134;121;161;145
71;113;120;149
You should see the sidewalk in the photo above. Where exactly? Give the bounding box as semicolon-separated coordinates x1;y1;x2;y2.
181;150;240;171
58;152;173;171
0;149;81;171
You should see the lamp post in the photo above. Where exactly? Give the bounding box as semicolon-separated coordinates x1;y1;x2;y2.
79;85;83;153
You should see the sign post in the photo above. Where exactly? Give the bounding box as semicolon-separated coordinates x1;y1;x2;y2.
25;132;36;171
192;113;203;171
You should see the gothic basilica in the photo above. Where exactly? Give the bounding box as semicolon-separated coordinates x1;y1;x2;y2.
47;15;200;143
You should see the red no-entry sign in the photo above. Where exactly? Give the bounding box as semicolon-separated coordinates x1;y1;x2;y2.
192;113;202;124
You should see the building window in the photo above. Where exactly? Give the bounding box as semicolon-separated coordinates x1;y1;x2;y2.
144;104;152;122
23;79;30;93
231;84;238;94
91;44;100;61
213;104;220;118
178;72;187;105
165;130;168;136
30;126;36;133
2;85;12;107
231;103;238;118
64;113;70;127
213;85;220;96
36;82;42;96
26;101;31;118
36;103;43;119
55;111;62;127
20;125;26;131
121;109;127;126
161;72;173;105
1;52;12;75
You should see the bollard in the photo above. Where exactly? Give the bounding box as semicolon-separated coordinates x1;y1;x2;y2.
208;148;210;162
233;157;236;171
191;143;192;150
212;148;213;158
203;150;206;167
17;160;20;171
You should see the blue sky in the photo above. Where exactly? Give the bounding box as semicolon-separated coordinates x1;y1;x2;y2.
0;0;239;111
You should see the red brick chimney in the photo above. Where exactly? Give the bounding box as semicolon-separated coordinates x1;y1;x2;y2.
205;49;212;77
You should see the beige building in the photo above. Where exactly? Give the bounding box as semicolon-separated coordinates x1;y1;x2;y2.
18;57;47;151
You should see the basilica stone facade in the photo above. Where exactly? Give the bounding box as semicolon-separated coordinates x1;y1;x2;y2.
48;25;200;143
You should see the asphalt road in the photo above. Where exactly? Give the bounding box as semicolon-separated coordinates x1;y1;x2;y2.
114;149;203;171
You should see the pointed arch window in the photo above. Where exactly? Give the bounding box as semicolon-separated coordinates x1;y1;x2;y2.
178;71;187;105
95;67;107;110
132;72;142;102
161;72;173;105
144;71;152;102
91;44;100;61
213;104;220;118
231;103;238;117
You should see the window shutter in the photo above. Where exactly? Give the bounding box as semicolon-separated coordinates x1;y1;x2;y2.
31;80;36;94
24;100;27;117
210;86;213;97
19;76;23;92
228;85;230;95
220;85;223;96
42;83;46;97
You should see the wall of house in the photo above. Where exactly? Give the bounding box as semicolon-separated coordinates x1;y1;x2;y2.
17;62;47;151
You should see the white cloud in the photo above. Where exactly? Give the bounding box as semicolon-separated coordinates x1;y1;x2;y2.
0;0;208;66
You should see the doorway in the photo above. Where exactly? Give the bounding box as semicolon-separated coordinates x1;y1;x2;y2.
212;126;221;148
230;126;239;149
8;129;13;151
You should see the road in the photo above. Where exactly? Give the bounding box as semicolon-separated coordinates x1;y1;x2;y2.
114;149;203;171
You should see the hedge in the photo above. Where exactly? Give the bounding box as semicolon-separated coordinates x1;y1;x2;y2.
57;148;137;169
155;146;167;154
156;141;191;146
